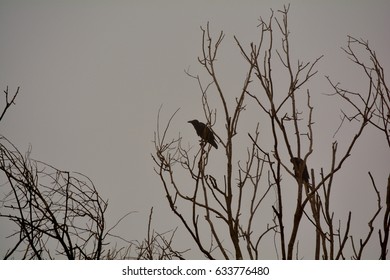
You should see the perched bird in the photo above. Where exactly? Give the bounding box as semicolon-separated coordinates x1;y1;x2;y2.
290;157;309;183
188;119;218;149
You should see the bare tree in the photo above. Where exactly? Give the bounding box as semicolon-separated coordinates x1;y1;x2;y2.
327;36;390;260
0;135;108;259
153;5;389;259
0;87;183;260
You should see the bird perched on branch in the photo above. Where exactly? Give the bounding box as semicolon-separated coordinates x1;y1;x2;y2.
290;157;309;183
188;119;218;149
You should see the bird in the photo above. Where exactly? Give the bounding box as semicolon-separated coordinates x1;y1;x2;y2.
188;119;218;149
290;157;309;183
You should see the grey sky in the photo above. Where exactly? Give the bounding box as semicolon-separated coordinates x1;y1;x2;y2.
1;0;389;259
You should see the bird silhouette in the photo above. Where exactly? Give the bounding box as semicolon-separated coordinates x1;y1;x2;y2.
290;157;309;183
188;119;218;149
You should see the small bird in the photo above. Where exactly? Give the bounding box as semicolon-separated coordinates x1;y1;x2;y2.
290;157;309;183
188;119;218;149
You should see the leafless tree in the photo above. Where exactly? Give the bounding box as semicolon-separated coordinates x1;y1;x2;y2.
327;36;390;260
0;135;108;259
153;5;389;259
0;87;183;260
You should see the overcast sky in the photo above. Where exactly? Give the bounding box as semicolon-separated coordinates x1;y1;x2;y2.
1;0;389;259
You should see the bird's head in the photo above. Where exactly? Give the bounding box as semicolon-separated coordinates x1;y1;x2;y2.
188;119;199;126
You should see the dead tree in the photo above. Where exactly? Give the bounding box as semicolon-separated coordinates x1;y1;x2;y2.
0;86;185;260
236;5;387;260
153;20;274;259
153;5;388;259
327;36;390;259
0;136;108;259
